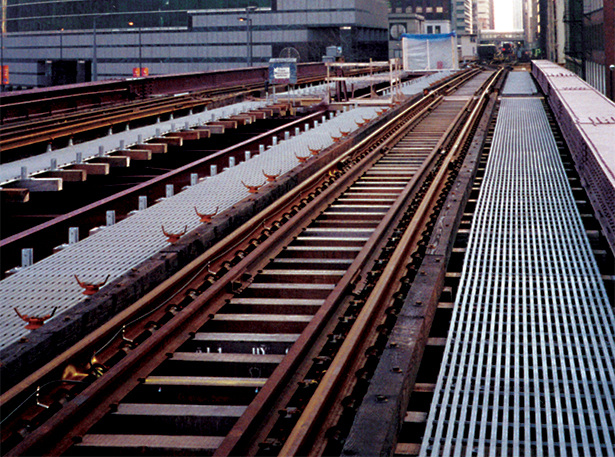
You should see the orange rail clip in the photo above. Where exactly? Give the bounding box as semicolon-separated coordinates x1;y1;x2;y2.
262;170;281;182
242;181;265;193
14;306;58;330
340;129;350;137
331;134;341;143
308;146;323;155
74;274;110;295
295;152;310;163
162;225;187;243
195;206;219;223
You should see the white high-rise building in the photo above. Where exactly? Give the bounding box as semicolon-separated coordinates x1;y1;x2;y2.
512;0;524;30
475;0;494;31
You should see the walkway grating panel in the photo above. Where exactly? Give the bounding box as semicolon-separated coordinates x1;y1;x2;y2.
501;71;538;96
420;98;615;456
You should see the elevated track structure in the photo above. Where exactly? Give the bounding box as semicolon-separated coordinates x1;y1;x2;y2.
0;63;614;456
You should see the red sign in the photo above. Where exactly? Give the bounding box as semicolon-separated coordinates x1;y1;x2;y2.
2;65;8;85
132;67;149;77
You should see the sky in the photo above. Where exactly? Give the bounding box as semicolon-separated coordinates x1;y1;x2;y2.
494;0;514;31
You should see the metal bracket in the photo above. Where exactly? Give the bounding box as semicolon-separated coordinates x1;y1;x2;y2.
74;274;110;295
262;170;281;182
14;306;58;330
195;206;218;223
162;225;187;243
241;181;265;193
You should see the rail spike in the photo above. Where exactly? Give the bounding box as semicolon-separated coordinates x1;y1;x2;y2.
195;206;219;223
74;274;111;296
162;225;188;243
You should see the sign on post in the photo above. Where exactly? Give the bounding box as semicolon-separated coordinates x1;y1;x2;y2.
2;65;9;85
268;58;297;84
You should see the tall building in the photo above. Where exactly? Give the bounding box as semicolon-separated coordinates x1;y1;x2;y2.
564;0;615;97
0;0;389;89
388;0;452;38
389;0;450;20
536;0;615;100
475;0;495;31
512;0;525;30
453;0;474;35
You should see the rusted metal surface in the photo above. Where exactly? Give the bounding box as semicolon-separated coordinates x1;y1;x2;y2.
0;63;326;124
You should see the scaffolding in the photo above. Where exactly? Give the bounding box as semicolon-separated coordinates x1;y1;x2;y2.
324;59;405;106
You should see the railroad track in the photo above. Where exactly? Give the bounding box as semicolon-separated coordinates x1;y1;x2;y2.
0;68;503;456
0;68;383;159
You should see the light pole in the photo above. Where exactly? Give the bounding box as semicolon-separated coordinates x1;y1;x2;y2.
60;28;64;59
92;15;97;81
239;6;256;67
1;25;4;93
128;21;142;76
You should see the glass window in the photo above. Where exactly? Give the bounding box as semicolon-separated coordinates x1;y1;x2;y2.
6;0;273;32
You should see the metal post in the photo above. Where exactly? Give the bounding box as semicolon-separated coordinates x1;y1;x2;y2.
138;26;142;76
1;24;4;93
60;28;64;59
247;7;252;67
240;7;256;67
93;15;97;81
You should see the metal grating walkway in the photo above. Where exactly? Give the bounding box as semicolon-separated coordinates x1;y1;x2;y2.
501;71;538;96
420;98;615;456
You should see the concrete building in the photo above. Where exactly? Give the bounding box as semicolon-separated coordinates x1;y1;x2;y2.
535;0;614;100
388;11;425;60
0;0;389;90
453;0;474;35
564;0;615;98
475;0;495;31
388;0;451;24
512;0;525;30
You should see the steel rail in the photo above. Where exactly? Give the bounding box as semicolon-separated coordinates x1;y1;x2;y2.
0;98;389;412
0;95;213;153
277;69;500;457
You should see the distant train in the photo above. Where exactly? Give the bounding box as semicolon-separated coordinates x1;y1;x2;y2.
501;42;515;55
478;44;497;62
